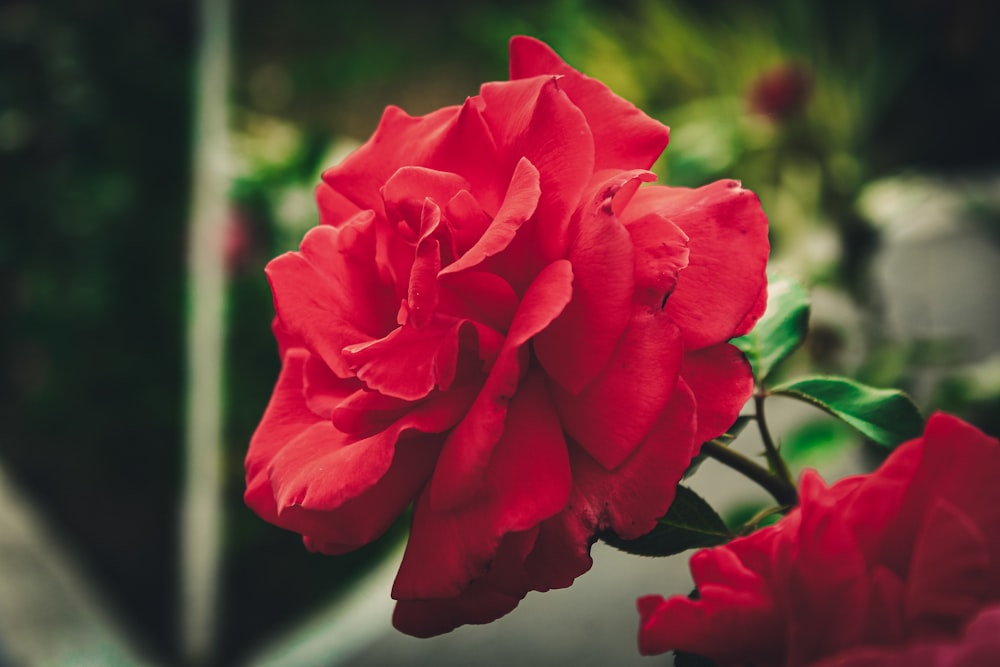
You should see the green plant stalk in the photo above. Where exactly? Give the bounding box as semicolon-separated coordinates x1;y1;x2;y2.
701;439;799;507
754;391;797;492
737;505;788;536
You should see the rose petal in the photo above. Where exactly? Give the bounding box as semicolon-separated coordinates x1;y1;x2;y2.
839;441;918;558
680;342;754;445
568;378;699;540
639;542;782;658
624;208;690;309
784;474;872;665
264;408;406;515
392;529;538;637
550;309;683;470
443;189;493;258
294;431;441;554
403;199;449;328
301;350;357;420
430;259;574;510
638;583;781;659
534;174;637;394
904;499;990;636
245;349;345;521
425;97;504;216
807;604;1000;667
394;371;571;600
392;528;538;637
439;157;540;277
247;347;476;513
878;413;1000;578
480;76;595;263
526;379;700;602
316;181;362;226
521;498;597;593
343;319;470;401
268;219;397;377
322;104;460;216
380;165;471;234
244;352;421;549
508;35;670;171
331;388;413;437
623;180;770;349
393;589;522;639
439;270;519;334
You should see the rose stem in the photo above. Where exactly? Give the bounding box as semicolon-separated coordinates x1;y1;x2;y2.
753;391;797;493
701;439;799;507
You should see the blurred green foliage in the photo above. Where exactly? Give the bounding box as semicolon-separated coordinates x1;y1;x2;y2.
2;0;999;664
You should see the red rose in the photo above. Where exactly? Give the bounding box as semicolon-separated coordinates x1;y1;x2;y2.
245;36;769;637
747;62;814;121
638;412;1000;665
810;604;1000;666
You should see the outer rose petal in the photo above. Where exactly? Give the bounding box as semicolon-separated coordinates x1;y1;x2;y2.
623;180;770;349
322;104;460;216
316;181;362;225
393;371;571;600
680;343;754;445
295;432;440;554
638;547;783;660
783;473;873;665
425;97;504;216
542;382;710;598
835;441;916;559
878;413;1000;585
393;588;522;639
525;379;700;596
480;76;595;264
245;350;470;551
393;528;538;637
508;36;670;171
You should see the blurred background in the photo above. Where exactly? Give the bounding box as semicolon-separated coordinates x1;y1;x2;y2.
1;0;999;665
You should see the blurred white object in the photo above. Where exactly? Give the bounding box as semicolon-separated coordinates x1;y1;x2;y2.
861;172;1000;361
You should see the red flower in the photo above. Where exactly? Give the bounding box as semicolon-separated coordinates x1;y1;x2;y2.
810;604;1000;666
638;413;1000;665
747;62;814;121
245;36;769;637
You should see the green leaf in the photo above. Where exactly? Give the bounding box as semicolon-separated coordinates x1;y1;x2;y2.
600;486;731;557
781;418;857;467
732;271;810;384
770;375;924;447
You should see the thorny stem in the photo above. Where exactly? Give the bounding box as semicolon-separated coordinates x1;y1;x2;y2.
753;390;797;497
701;439;798;508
